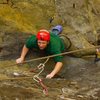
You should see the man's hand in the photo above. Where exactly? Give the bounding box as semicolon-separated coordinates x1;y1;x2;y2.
46;62;63;79
16;57;24;64
16;45;29;64
46;73;54;79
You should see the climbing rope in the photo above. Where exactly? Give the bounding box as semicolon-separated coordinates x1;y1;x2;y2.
24;45;100;63
1;45;100;95
85;0;99;63
3;45;100;68
1;45;100;81
1;45;100;82
0;58;49;95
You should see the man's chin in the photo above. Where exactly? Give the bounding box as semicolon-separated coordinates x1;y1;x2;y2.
40;48;44;50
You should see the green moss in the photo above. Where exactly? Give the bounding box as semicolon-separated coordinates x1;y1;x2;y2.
0;0;55;33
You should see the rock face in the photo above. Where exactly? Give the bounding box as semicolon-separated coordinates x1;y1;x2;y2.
55;0;100;56
0;31;30;59
0;0;55;58
0;1;100;99
0;0;100;58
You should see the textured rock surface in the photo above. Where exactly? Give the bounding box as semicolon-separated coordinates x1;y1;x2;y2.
0;0;100;58
0;0;100;99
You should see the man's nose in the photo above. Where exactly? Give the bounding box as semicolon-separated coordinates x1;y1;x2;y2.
39;43;43;46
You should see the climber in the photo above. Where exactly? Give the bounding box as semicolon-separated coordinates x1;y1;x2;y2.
16;25;71;79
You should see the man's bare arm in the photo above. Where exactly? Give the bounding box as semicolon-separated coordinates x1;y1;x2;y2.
16;45;29;63
46;62;63;79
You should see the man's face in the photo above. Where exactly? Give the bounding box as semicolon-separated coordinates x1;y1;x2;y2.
37;40;48;50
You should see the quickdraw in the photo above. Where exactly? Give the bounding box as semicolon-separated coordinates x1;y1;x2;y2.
33;75;48;95
32;58;49;95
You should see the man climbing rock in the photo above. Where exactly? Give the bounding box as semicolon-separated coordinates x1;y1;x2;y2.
16;25;71;79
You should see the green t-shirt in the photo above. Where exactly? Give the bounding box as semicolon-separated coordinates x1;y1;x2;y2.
25;33;65;62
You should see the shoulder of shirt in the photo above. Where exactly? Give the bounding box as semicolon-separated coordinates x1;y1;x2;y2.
29;34;36;38
50;32;60;39
50;32;57;37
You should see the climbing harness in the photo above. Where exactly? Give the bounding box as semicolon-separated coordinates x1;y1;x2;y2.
32;58;49;95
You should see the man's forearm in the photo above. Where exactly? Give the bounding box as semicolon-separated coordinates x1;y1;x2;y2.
50;62;63;77
20;45;29;59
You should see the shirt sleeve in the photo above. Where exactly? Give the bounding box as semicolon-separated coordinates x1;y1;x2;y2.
25;35;36;49
54;56;63;62
53;50;63;62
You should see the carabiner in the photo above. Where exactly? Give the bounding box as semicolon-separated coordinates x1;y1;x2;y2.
37;63;45;69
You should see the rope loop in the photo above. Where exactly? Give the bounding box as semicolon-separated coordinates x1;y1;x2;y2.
37;63;45;70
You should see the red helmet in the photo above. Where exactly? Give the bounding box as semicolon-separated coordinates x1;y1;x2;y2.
36;29;50;41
